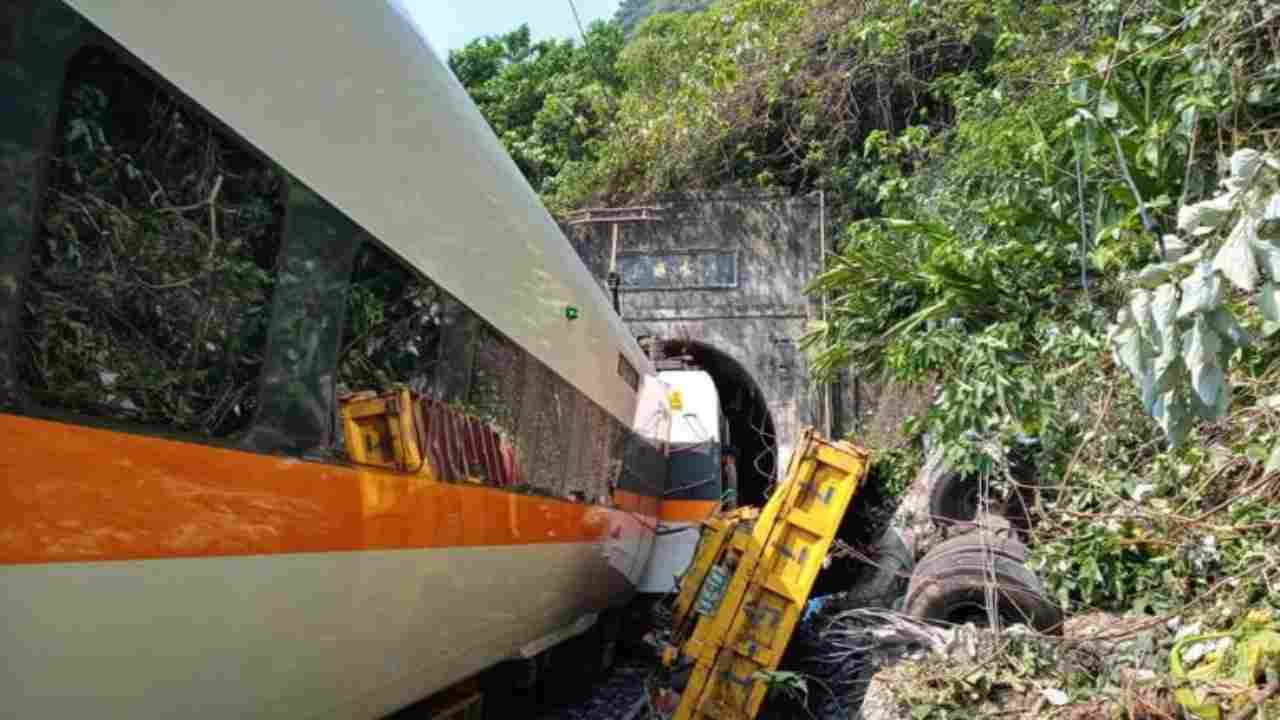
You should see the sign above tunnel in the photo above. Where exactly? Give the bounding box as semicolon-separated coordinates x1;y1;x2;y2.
617;250;738;291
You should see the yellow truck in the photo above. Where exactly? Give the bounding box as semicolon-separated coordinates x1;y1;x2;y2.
646;428;1062;720
651;429;870;719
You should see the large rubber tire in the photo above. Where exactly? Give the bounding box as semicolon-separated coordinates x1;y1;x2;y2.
930;470;1044;538
905;534;1062;634
924;528;1030;564
929;471;984;528
844;527;913;609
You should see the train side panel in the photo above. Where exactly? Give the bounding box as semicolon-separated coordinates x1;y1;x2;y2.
0;1;666;717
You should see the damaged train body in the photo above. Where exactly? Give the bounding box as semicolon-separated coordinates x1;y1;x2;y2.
0;1;693;717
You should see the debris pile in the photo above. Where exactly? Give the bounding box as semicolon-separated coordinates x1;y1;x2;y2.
856;612;1191;720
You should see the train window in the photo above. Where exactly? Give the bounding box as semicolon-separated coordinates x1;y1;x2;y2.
19;50;284;437
337;242;445;396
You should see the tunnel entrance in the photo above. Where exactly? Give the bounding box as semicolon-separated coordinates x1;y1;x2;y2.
655;339;776;508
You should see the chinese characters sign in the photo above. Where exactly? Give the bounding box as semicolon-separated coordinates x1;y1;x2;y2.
617;250;738;290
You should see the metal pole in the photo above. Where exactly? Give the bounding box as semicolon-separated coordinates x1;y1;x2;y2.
818;190;833;437
608;223;621;316
609;223;619;274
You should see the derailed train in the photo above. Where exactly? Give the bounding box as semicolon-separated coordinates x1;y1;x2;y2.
0;2;724;717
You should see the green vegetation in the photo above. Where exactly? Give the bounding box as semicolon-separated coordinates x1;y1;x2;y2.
447;23;626;204
458;0;1279;714
614;0;711;37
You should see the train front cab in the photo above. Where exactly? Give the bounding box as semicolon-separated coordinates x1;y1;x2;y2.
636;370;725;595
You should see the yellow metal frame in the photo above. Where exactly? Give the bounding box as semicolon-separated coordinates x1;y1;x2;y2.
339;387;424;473
670;508;757;632
670;428;870;720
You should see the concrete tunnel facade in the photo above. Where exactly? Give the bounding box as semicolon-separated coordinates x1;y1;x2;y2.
566;193;846;483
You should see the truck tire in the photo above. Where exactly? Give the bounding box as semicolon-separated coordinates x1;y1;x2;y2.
923;528;1029;564
930;472;1042;538
844;527;913;609
928;471;983;528
905;534;1061;634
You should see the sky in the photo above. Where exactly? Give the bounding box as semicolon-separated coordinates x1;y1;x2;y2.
401;0;621;55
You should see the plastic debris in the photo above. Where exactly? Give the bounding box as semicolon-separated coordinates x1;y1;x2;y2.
1171;609;1280;720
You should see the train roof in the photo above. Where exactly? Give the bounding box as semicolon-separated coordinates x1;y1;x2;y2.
65;0;652;423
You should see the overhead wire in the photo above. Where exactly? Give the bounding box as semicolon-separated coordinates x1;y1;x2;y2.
566;0;587;43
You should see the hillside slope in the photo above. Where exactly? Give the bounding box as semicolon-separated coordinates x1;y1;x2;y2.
614;0;712;36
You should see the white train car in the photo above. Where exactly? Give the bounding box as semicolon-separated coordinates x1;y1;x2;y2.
637;369;726;594
0;2;668;717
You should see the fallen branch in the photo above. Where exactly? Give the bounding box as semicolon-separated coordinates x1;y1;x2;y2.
1226;679;1280;720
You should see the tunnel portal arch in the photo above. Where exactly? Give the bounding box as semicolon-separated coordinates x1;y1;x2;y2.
656;339;777;508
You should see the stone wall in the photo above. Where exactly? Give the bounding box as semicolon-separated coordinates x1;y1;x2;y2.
834;372;936;451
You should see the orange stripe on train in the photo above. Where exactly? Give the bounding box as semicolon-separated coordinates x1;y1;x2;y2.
658;500;721;523
0;414;658;565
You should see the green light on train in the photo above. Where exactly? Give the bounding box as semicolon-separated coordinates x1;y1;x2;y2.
565;305;579;320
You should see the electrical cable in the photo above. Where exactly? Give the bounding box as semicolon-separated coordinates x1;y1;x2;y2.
662;474;721;497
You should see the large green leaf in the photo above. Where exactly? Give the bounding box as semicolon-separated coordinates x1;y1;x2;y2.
1152;389;1192;448
1162;235;1190;261
1182;316;1224;412
1150;283;1178;351
1111;322;1149;384
1069;77;1089;104
1208;307;1249;349
1260;282;1280;337
1176;261;1223;319
1230;148;1263;184
1177;191;1238;236
1098;93;1120;120
1213;218;1260;291
1135;263;1173;288
1252;238;1280;277
1151;343;1183;396
1130;288;1155;340
1265;195;1280;228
